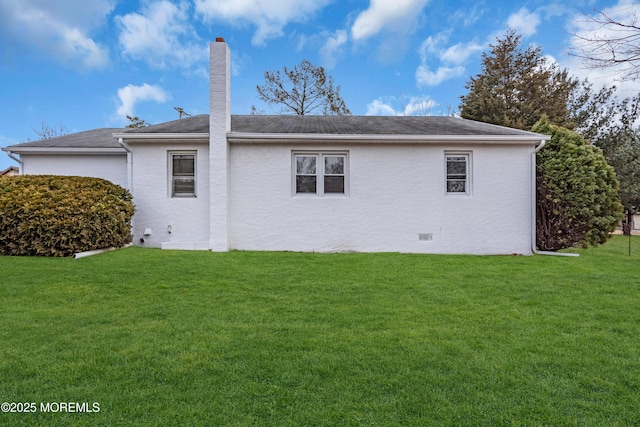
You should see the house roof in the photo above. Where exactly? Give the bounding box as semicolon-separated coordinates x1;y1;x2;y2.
2;128;125;153
125;114;210;134
230;115;543;137
3;114;547;153
122;113;544;137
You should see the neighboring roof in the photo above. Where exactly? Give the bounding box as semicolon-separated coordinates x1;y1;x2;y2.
2;128;125;153
1;166;18;175
3;114;547;152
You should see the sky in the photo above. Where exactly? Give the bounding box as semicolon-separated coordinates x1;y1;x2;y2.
2;0;640;171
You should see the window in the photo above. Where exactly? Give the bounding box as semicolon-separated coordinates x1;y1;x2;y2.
170;152;196;197
294;152;347;196
445;153;470;195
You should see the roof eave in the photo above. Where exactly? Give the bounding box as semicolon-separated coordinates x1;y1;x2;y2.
2;147;126;155
227;133;550;144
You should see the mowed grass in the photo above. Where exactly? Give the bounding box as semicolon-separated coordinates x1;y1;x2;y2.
1;237;639;426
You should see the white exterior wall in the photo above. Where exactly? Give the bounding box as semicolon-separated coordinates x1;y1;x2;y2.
128;143;210;249
20;154;127;188
228;142;534;255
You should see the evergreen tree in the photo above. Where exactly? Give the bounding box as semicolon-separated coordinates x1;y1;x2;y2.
460;31;581;131
533;117;623;250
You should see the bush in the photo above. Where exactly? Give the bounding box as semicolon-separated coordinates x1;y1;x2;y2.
533;118;623;251
0;175;135;257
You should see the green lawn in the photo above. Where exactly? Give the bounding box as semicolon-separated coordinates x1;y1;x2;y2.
1;237;639;426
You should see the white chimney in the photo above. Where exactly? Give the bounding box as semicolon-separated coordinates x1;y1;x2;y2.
209;38;230;251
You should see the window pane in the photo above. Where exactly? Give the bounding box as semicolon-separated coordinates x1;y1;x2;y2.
324;156;344;175
447;180;466;193
446;158;466;176
324;176;344;193
296;176;317;193
173;155;194;175
173;178;195;196
296;156;316;174
171;153;195;197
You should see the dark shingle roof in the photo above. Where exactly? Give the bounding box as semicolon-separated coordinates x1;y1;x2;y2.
230;115;541;136
125;114;542;136
3;128;124;149
125;114;210;134
3;114;544;151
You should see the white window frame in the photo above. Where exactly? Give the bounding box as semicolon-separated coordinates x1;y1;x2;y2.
169;151;197;198
292;151;348;197
445;152;471;196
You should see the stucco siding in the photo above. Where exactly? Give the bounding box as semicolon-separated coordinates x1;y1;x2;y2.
228;143;534;255
128;143;210;249
20;154;127;188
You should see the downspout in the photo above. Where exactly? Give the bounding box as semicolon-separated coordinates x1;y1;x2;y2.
6;150;23;174
118;138;132;192
531;139;579;257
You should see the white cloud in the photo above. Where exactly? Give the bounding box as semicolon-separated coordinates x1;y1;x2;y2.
116;1;206;69
416;64;465;86
319;30;348;69
194;0;331;46
351;0;430;41
366;99;399;116
0;0;111;69
116;84;170;118
440;41;484;65
416;32;482;86
449;4;483;27
418;33;449;62
403;96;437;116
507;7;541;37
366;96;436;116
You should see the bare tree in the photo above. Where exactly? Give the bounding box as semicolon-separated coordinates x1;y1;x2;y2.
31;122;67;140
256;60;351;116
570;8;640;81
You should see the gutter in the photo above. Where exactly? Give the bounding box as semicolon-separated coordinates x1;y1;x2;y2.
3;147;125;154
530;139;579;257
227;132;546;145
4;150;23;173
118;138;133;192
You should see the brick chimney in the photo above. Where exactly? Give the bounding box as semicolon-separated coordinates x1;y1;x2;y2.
209;38;230;251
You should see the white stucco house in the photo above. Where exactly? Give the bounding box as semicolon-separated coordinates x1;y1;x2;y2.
2;39;550;255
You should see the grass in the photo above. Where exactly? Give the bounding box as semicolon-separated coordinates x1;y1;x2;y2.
1;236;639;426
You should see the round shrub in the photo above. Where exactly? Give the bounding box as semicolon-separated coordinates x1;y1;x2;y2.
0;175;135;257
533;118;623;251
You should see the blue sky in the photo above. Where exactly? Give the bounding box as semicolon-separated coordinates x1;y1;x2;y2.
1;0;639;171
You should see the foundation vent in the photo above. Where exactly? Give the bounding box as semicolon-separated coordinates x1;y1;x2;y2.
418;233;433;241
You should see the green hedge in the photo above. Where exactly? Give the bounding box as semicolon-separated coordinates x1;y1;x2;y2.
0;175;135;257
